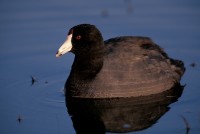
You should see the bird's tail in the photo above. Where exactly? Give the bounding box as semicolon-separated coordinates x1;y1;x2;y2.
170;59;185;77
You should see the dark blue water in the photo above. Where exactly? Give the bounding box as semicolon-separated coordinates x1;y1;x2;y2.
0;0;200;134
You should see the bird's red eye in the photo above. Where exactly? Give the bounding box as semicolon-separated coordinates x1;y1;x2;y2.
76;35;81;40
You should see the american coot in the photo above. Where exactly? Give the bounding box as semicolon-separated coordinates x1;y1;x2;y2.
56;24;185;98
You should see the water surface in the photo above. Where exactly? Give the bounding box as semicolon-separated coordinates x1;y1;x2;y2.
0;0;200;134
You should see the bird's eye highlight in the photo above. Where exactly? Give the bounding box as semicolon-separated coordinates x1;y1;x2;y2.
76;35;81;40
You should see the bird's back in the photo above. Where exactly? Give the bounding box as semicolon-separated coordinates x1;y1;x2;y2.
87;36;185;98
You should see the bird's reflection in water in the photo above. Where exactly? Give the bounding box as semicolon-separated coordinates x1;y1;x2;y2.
66;84;184;134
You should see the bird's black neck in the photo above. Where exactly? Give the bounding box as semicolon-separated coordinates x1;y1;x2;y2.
70;43;105;80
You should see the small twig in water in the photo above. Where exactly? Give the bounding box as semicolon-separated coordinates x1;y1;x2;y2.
17;115;23;123
30;75;37;86
180;115;190;134
189;62;196;67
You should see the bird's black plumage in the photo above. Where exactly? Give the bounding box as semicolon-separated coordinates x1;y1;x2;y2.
57;24;185;98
